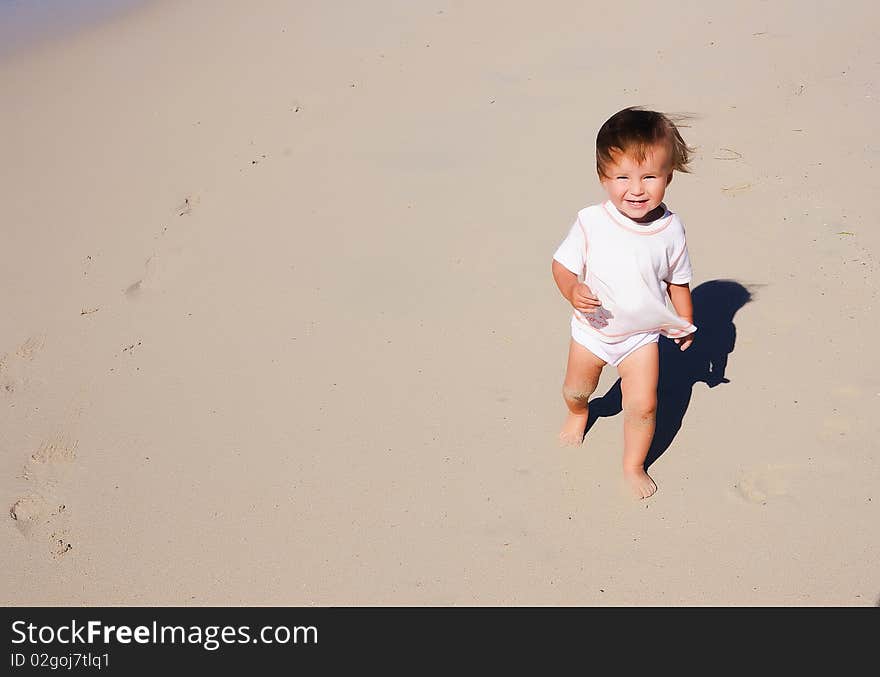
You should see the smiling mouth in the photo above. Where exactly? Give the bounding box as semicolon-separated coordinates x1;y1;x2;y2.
625;199;648;207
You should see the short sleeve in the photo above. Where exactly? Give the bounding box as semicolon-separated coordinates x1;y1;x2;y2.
552;217;586;276
666;227;693;285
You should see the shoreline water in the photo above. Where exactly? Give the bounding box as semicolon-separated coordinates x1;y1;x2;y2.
0;0;149;59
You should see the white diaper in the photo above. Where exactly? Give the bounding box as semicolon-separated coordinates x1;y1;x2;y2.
571;322;659;366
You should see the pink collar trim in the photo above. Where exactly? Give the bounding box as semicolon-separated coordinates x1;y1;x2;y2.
603;201;672;235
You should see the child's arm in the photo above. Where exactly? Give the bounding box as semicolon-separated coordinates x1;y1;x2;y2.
552;259;601;313
667;282;694;350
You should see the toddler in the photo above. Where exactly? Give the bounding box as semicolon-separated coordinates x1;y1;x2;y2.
551;106;697;499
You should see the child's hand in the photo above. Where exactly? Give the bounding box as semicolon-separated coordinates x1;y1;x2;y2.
571;283;602;314
674;333;695;351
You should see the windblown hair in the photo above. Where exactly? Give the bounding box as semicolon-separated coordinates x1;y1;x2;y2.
596;107;695;178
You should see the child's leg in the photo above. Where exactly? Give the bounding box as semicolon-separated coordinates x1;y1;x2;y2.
559;338;605;446
616;341;659;498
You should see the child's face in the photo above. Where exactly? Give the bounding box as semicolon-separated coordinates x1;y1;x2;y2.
600;143;674;222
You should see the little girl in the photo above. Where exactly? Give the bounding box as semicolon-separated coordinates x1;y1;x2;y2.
551;107;697;499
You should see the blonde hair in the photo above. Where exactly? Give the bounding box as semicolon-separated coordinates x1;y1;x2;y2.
596;107;695;178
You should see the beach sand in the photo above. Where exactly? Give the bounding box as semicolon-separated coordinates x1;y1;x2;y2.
1;0;878;605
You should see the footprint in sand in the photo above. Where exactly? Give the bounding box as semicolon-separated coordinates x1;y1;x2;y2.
126;194;201;298
0;353;16;394
9;496;73;559
11;433;78;558
1;334;46;394
21;432;78;488
9;494;49;537
125;248;199;298
28;434;79;467
4;341;82;559
731;464;799;505
15;335;45;360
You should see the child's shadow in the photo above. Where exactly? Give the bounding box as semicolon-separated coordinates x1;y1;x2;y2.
584;279;753;468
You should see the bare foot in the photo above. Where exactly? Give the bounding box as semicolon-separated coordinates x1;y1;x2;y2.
623;467;657;499
558;412;588;446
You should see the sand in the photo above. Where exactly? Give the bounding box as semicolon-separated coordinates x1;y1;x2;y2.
1;0;878;606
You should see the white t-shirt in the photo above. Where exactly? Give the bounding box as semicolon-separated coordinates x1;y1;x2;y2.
553;200;697;343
